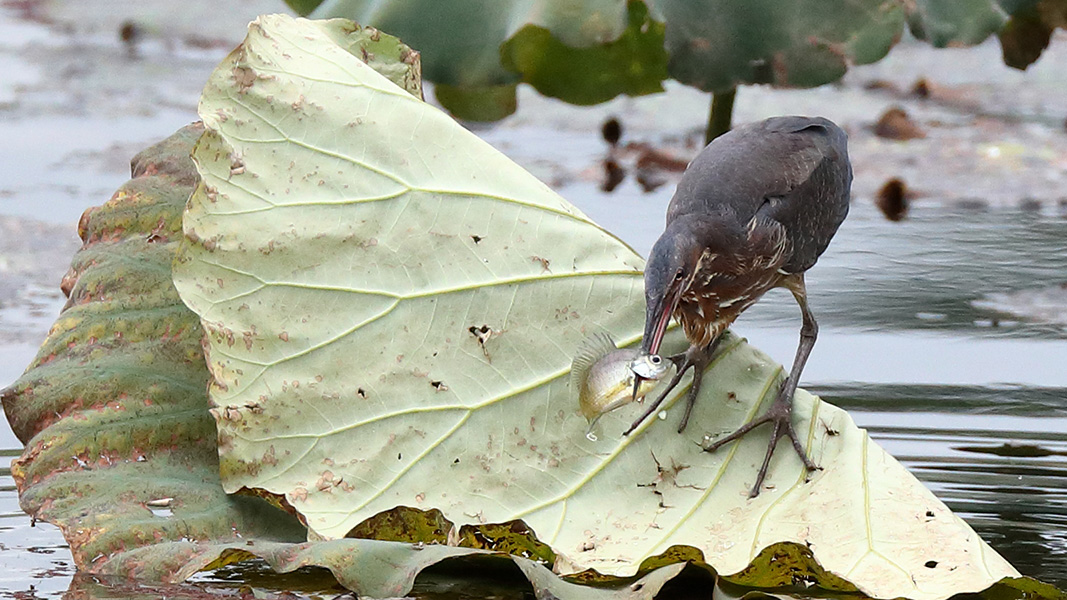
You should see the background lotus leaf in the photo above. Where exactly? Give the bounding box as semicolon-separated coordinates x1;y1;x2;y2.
646;0;906;93
998;0;1067;69
291;0;1059;124
173;14;1028;600
906;0;1027;47
307;0;633;119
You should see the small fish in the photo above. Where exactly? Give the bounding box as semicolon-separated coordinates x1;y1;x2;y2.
571;333;670;439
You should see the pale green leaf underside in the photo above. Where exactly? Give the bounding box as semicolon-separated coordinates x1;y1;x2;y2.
174;14;1018;600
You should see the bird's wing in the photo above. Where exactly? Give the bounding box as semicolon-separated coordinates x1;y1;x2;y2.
668;117;852;273
754;119;852;273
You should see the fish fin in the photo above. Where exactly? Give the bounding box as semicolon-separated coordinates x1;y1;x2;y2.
570;332;618;390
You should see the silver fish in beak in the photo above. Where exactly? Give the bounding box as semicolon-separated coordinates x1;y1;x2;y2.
571;333;670;440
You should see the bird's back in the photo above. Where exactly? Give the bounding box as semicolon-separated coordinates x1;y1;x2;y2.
667;116;852;273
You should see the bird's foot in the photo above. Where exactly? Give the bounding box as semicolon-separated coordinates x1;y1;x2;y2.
701;379;819;498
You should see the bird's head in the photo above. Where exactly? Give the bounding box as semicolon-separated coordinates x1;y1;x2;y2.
640;220;705;356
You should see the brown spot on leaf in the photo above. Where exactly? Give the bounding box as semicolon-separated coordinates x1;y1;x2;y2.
233;66;256;93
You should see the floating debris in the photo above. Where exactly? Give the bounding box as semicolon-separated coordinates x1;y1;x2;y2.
874;107;926;141
601;158;626;192
601;117;622;146
875;177;912;221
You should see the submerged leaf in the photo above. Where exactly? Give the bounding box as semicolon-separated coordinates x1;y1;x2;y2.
172;14;1033;600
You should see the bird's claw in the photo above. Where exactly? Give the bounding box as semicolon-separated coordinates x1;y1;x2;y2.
701;385;818;498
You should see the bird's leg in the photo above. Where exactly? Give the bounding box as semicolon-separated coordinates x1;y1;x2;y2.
676;336;721;433
702;274;820;498
623;337;721;436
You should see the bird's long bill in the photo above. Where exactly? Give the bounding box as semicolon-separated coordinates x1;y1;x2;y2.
643;281;682;356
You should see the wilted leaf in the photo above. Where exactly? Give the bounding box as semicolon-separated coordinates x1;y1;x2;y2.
998;0;1067;69
172;14;1034;600
0;120;512;598
3;22;636;600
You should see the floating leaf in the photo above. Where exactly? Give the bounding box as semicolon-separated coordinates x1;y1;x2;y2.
171;14;1036;600
3;114;689;600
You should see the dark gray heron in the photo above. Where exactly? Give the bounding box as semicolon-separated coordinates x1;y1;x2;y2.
626;115;852;498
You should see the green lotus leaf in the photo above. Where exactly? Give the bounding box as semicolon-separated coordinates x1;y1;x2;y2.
906;0;1020;47
171;14;1033;600
499;0;668;106
308;0;632;119
646;0;906;93
998;0;1067;69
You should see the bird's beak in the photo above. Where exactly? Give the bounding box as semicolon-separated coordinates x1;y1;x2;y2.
631;281;683;401
643;280;683;357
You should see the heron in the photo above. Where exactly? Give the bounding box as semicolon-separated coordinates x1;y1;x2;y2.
626;115;852;498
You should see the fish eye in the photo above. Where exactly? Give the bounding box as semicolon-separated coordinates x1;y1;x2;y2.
650;355;661;364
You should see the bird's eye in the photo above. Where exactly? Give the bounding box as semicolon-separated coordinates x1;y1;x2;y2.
674;270;685;281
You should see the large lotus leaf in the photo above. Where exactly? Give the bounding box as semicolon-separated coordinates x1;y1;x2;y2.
171;14;1033;600
0;120;688;600
645;0;906;93
0;24;693;600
